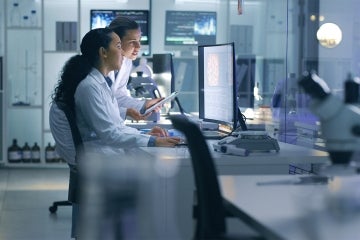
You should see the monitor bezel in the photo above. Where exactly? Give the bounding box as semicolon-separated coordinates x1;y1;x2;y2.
198;42;238;131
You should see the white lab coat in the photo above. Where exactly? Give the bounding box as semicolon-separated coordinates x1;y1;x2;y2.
74;68;151;154
110;57;146;119
49;102;76;165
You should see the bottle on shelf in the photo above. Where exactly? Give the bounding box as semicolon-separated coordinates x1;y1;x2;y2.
45;142;56;163
31;142;41;163
22;15;30;27
8;139;22;163
30;10;38;27
10;2;21;27
22;142;32;163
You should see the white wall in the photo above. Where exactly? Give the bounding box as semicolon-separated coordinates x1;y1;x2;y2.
318;0;360;91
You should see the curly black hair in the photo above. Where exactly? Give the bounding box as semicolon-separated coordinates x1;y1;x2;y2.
51;28;114;109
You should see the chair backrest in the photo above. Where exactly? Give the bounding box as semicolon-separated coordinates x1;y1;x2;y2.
53;101;83;203
56;101;84;161
170;115;226;239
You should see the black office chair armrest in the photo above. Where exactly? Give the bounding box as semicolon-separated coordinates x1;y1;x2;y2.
68;164;79;204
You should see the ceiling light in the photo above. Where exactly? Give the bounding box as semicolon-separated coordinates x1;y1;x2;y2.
317;23;342;48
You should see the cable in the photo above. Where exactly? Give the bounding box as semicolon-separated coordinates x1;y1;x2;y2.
174;96;186;115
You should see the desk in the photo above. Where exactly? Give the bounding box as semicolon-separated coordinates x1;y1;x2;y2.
125;116;267;131
220;174;360;240
137;142;329;238
140;141;329;175
125;118;173;129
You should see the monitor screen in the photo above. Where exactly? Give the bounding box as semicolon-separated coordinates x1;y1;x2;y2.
198;42;238;130
90;9;150;55
165;11;216;48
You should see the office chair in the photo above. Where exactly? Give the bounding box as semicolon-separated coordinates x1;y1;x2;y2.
49;101;83;213
170;115;265;240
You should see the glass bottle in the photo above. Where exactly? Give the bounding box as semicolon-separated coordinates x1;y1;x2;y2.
30;10;38;27
8;139;22;163
22;15;30;27
31;142;41;163
22;142;32;163
10;3;21;27
45;142;55;163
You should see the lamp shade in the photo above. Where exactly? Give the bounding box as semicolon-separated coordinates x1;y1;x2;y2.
316;23;342;48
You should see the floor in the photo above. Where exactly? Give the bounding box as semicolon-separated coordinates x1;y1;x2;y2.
0;167;73;240
0;167;261;240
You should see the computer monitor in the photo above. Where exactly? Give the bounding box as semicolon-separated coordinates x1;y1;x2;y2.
198;42;238;131
165;11;217;55
90;9;150;56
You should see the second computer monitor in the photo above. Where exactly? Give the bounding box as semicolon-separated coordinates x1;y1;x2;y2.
152;53;176;109
198;42;238;130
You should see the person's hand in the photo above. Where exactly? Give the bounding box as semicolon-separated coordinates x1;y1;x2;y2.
155;136;181;147
148;126;169;137
145;98;164;113
126;108;151;121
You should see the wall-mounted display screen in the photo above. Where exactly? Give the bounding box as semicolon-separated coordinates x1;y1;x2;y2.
165;11;216;46
90;9;150;46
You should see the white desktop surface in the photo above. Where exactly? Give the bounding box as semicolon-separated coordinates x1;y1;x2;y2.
220;174;360;240
125;115;266;131
140;141;329;170
125;118;173;129
79;142;330;239
136;142;330;238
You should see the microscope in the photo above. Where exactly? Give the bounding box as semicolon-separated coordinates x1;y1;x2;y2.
128;57;162;122
298;71;360;175
127;76;162;122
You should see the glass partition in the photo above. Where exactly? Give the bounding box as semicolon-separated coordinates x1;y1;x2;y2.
150;0;360;149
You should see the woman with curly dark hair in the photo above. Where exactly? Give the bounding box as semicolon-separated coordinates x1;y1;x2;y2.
49;28;180;238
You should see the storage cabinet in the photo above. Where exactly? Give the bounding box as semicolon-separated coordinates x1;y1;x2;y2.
2;0;152;166
3;0;78;166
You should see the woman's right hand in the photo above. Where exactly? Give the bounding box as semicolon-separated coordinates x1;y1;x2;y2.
155;137;181;147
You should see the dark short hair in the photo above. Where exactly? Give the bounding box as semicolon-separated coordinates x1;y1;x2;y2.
108;16;140;39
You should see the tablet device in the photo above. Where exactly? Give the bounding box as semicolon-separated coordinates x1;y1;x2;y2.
143;91;179;115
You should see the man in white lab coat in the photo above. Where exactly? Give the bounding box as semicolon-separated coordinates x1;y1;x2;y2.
108;16;162;121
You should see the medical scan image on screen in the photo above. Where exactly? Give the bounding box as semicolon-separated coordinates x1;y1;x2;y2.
202;44;234;124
